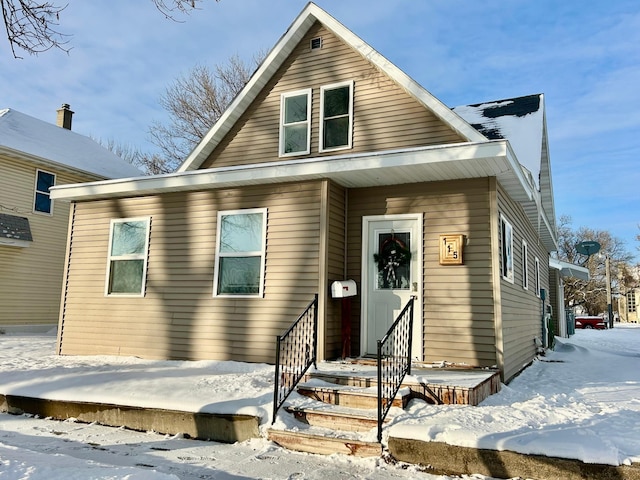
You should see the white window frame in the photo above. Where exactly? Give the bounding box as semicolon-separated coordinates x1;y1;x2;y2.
213;208;267;298
33;169;56;215
522;240;529;290
279;88;312;157
105;217;151;297
534;257;541;297
319;80;353;153
499;214;514;283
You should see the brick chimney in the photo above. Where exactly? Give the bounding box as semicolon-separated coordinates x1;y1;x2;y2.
56;103;74;130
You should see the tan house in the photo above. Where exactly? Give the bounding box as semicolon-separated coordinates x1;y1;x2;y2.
0;105;141;332
51;4;570;382
619;288;639;323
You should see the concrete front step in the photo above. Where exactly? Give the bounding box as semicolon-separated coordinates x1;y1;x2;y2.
267;428;381;457
296;383;410;410
284;405;384;432
0;394;260;444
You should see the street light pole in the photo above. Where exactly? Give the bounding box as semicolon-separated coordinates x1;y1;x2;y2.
606;255;613;329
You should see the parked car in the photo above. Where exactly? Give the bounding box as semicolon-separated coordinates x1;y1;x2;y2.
575;316;607;330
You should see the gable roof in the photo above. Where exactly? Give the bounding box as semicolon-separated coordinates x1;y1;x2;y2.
177;1;486;173
0;108;142;179
453;93;556;234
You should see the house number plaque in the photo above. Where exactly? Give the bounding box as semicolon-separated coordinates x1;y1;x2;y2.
439;234;464;265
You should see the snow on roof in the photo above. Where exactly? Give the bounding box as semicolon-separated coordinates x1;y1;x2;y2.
453;94;544;189
0;108;141;179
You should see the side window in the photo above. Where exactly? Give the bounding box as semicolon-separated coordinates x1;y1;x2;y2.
279;89;311;156
214;208;267;297
34;169;56;214
534;257;541;297
106;218;151;296
499;214;514;283
522;240;529;290
320;81;353;152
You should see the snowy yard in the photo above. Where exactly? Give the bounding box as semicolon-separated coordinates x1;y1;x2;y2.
1;323;639;479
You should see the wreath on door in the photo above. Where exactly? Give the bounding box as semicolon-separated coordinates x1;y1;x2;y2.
373;236;411;287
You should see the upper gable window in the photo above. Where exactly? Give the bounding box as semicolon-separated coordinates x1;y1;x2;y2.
279;89;312;156
34;169;56;214
320;81;353;152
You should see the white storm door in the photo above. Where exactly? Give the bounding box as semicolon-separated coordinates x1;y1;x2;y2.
361;214;422;358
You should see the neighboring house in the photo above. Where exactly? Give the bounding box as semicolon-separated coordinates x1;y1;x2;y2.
619;288;639;323
0;105;141;332
51;4;577;382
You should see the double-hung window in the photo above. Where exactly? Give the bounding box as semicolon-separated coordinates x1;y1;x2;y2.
214;208;267;297
534;257;541;297
34;169;56;214
106;217;151;296
279;89;311;156
320;80;353;152
499;214;514;283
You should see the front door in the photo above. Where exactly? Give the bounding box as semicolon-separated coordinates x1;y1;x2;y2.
361;215;422;358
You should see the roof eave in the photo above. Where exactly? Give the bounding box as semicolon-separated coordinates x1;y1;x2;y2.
51;140;532;203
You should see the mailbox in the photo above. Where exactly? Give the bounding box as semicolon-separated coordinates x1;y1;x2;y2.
331;280;357;298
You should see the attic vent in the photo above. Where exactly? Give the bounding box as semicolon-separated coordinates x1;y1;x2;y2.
310;37;323;50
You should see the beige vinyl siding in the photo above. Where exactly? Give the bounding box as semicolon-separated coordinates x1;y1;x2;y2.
58;181;324;363
324;181;346;359
496;182;550;382
200;21;465;170
346;178;497;367
0;155;94;327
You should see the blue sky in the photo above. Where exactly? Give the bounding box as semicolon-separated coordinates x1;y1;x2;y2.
2;0;639;260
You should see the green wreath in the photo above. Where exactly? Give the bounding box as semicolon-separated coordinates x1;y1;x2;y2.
374;236;412;272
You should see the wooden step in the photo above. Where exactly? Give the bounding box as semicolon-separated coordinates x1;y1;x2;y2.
296;383;410;409
284;405;382;432
267;429;381;457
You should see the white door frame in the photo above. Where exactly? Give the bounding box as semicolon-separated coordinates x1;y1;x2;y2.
360;214;423;360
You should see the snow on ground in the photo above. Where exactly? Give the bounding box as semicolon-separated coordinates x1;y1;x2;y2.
0;324;639;479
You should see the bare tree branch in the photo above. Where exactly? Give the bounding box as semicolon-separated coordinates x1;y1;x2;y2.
2;0;219;58
1;0;70;58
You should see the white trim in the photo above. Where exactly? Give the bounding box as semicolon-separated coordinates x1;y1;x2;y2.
534;257;541;297
319;80;353;153
0;238;31;248
522;239;529;290
33;168;56;215
105;217;151;297
499;214;514;284
361;214;423;361
213;207;267;298
52;141;525;201
279;88;312;157
548;257;589;281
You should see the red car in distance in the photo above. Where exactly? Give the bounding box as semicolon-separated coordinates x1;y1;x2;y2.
575;316;608;330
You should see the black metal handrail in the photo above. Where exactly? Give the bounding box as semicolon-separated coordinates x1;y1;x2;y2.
377;295;415;442
272;294;319;424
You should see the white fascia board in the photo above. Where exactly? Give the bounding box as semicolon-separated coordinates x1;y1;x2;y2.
549;258;589;281
0;238;31;248
52;141;526;202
